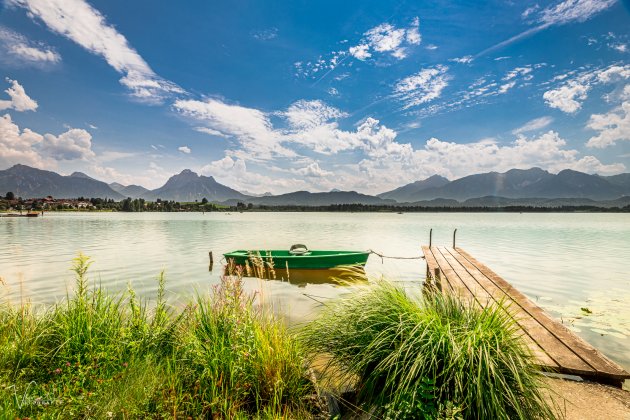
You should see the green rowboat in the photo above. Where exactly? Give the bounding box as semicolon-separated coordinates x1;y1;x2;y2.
223;244;370;270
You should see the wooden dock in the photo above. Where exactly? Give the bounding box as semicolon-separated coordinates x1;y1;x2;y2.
422;245;630;388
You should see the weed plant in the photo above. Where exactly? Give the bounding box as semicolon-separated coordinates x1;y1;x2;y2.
301;281;557;420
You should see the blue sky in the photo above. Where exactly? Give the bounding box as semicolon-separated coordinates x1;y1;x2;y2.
0;0;629;193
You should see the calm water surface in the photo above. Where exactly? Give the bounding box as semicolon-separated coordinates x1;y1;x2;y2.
1;212;629;370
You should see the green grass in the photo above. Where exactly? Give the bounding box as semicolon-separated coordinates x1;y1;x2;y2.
1;256;559;419
0;254;315;418
301;281;557;419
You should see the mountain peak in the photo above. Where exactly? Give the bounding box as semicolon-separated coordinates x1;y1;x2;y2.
70;172;95;180
177;169;198;177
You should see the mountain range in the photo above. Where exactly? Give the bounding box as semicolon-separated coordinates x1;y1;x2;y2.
378;168;628;201
0;165;124;200
1;164;629;207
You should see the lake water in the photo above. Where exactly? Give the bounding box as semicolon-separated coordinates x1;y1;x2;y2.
1;212;629;372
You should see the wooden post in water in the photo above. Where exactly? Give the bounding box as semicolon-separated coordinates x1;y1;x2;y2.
452;229;457;248
209;251;214;271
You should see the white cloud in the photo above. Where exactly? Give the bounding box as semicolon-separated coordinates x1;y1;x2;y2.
174;98;294;160
586;101;630;148
300;18;421;78
394;65;450;109
0;114;99;170
293;162;333;178
0;26;60;66
543;80;590;113
425;44;438;50
0;78;38;112
252;27;278;41
0;113;44;167
503;66;534;81
349;130;624;193
610;43;628;53
194;127;230;138
363;22;410;59
596;64;630;83
449;55;473;64
283;100;347;129
327;87;339;96
498;81;516;94
406;17;421;45
522;5;540;19
200;156;309;194
537;0;616;26
41;128;95;160
8;0;182;103
176;96;625;193
348;44;371;61
512;116;554;135
543;64;630;113
477;0;615;58
178;146;191;154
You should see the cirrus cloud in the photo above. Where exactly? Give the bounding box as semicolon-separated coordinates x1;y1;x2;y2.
8;0;183;103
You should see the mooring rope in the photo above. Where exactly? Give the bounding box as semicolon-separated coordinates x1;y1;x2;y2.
368;249;426;264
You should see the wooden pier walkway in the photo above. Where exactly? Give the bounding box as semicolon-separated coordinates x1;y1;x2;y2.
422;245;630;388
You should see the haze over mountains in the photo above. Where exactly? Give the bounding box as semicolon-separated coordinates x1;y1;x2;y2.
1;164;629;207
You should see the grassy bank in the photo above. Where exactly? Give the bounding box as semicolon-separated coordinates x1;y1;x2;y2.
0;256;557;419
0;255;316;418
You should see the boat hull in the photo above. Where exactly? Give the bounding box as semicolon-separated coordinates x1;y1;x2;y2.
223;250;370;270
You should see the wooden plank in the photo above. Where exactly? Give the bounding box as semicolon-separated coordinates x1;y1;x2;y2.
436;246;493;305
429;246;475;300
455;247;629;380
421;246;444;290
422;246;558;371
422;246;454;293
435;247;560;370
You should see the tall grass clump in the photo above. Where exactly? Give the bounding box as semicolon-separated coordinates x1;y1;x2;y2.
0;254;316;418
301;281;557;419
167;274;315;418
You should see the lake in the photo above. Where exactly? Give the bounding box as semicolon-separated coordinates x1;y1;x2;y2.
1;212;629;371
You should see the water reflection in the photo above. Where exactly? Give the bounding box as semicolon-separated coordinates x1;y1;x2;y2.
255;266;368;287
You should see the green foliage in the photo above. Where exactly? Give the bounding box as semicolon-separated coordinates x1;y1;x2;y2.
301;281;557;420
0;255;314;418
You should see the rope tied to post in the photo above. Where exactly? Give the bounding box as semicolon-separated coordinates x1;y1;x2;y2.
368;249;426;264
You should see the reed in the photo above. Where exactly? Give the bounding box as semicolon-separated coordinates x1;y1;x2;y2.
301;280;557;419
0;254;315;418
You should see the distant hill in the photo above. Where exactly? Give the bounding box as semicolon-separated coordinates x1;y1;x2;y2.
0;164;124;199
378;175;450;202
109;182;149;199
143;169;248;202
383;168;627;202
226;190;394;206
602;173;630;194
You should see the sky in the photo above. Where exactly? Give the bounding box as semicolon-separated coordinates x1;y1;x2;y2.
0;0;629;194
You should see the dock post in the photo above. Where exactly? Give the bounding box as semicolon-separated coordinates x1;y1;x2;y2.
209;251;214;271
429;228;432;248
433;268;441;290
452;229;457;248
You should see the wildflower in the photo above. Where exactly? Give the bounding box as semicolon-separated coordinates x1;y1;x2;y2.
66;362;71;367
122;362;128;368
54;368;62;374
